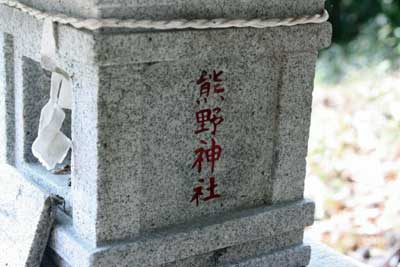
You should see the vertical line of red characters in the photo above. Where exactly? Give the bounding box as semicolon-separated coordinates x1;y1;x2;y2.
190;70;225;206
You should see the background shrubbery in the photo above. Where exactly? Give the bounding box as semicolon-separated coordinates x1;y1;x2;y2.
306;1;400;266
319;0;400;83
327;0;400;44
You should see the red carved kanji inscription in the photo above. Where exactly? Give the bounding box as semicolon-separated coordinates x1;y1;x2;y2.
190;70;225;206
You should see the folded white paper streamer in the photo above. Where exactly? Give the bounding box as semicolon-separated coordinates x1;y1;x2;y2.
40;19;57;72
32;20;72;170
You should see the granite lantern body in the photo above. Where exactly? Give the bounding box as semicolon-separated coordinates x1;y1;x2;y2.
0;0;331;266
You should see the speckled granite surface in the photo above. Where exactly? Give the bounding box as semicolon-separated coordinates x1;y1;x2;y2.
0;164;56;267
0;0;331;265
307;238;368;267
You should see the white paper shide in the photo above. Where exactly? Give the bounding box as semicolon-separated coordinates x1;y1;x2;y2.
32;19;72;170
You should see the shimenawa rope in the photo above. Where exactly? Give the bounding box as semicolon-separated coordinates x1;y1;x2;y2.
0;0;329;31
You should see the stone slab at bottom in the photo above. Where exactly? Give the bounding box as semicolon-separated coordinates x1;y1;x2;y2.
44;244;311;267
222;245;310;267
45;241;369;267
44;231;370;267
45;200;314;266
0;164;57;267
307;238;368;267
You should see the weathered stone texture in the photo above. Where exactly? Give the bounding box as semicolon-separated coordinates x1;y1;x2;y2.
0;164;56;267
0;0;332;266
16;0;326;20
307;239;368;267
47;200;314;266
0;33;15;164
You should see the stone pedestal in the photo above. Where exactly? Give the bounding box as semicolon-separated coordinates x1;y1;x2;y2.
0;0;331;266
307;239;368;267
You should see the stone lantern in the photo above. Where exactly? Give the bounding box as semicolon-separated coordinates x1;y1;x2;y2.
0;0;333;266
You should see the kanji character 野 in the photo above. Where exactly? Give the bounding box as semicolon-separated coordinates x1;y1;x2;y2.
194;107;224;135
191;138;222;174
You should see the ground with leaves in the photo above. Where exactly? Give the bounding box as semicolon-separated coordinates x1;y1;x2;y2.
305;59;400;266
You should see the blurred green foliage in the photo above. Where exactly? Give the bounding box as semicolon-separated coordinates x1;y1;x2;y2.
327;0;400;43
318;0;400;83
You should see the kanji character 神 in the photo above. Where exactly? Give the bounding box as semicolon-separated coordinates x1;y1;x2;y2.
191;138;222;174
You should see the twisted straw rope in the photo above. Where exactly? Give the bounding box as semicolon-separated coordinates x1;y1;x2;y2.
0;0;329;31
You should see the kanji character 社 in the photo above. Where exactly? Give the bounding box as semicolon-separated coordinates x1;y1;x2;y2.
203;176;221;201
190;178;205;206
190;177;221;206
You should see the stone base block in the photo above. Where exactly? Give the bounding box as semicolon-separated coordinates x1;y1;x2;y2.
307;239;368;267
44;200;314;267
0;164;57;267
44;244;311;267
44;231;371;267
222;245;310;267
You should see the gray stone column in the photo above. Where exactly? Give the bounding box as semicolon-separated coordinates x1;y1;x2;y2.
0;33;15;164
270;52;319;203
0;0;331;266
